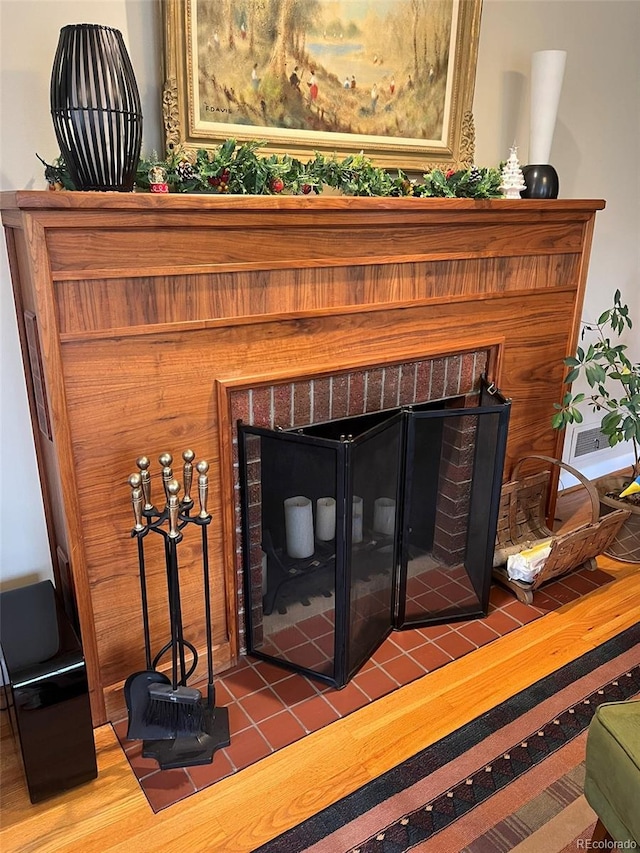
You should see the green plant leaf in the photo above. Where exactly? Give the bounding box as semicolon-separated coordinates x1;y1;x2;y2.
564;367;580;384
585;365;598;386
601;411;622;430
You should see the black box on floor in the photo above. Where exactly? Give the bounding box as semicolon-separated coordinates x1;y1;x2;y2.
0;580;97;803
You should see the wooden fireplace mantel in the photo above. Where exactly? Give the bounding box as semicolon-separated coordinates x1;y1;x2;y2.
1;192;605;726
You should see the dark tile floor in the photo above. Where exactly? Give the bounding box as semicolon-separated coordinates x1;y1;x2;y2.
113;566;614;812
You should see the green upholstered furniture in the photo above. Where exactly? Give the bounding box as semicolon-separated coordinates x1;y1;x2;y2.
584;699;640;844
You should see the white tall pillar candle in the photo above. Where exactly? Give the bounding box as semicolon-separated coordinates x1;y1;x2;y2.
528;50;567;164
316;497;336;541
352;495;364;544
284;496;315;558
373;497;396;536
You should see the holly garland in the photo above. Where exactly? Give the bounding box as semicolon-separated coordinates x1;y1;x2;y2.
139;140;503;198
39;138;504;199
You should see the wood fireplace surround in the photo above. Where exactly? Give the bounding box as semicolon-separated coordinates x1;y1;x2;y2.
0;192;604;726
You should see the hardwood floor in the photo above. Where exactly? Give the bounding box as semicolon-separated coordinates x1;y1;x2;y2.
2;486;639;853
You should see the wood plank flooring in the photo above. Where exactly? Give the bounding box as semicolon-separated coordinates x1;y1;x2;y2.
2;486;638;853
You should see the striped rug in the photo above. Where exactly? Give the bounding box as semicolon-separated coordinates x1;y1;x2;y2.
256;625;640;853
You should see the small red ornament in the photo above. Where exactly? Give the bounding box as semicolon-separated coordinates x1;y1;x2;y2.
270;177;284;193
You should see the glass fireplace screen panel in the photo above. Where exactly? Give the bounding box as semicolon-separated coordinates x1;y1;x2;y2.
239;429;342;683
399;406;509;627
295;410;403;683
344;415;402;681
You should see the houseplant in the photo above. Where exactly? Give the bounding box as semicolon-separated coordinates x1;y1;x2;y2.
553;289;640;561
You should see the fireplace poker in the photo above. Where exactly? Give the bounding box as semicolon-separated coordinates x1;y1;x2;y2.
130;472;151;670
197;460;216;709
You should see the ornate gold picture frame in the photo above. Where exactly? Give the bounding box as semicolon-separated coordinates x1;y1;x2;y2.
162;0;482;171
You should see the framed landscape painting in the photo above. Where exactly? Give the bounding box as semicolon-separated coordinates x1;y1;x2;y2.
163;0;482;171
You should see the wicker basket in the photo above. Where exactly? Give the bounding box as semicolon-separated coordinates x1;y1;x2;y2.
493;455;630;604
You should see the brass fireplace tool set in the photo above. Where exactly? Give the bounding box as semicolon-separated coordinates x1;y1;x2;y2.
124;450;230;770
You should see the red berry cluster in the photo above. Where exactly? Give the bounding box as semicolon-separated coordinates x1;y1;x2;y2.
208;169;231;192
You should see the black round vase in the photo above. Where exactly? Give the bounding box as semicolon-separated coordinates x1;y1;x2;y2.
50;24;143;192
520;164;559;199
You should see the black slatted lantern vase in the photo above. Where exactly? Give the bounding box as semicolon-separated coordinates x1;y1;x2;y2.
50;24;142;192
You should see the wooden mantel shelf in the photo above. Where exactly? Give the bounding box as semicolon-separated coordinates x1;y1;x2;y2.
1;191;605;726
0;190;606;212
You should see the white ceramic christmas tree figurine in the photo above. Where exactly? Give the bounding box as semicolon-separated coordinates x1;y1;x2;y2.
500;144;527;198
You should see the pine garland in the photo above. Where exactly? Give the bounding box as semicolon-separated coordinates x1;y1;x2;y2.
38;139;504;199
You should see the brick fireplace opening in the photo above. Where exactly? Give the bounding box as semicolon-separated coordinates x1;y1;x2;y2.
229;349;510;687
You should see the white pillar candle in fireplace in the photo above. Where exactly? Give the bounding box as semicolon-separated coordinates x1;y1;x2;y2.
352;495;364;543
373;497;396;536
316;496;336;541
284;495;315;558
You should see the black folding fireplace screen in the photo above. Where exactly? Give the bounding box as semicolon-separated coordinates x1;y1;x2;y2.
238;380;510;688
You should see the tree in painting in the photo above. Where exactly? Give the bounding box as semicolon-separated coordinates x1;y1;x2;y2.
196;0;454;141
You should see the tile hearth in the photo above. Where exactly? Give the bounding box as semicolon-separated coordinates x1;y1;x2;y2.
113;566;614;813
